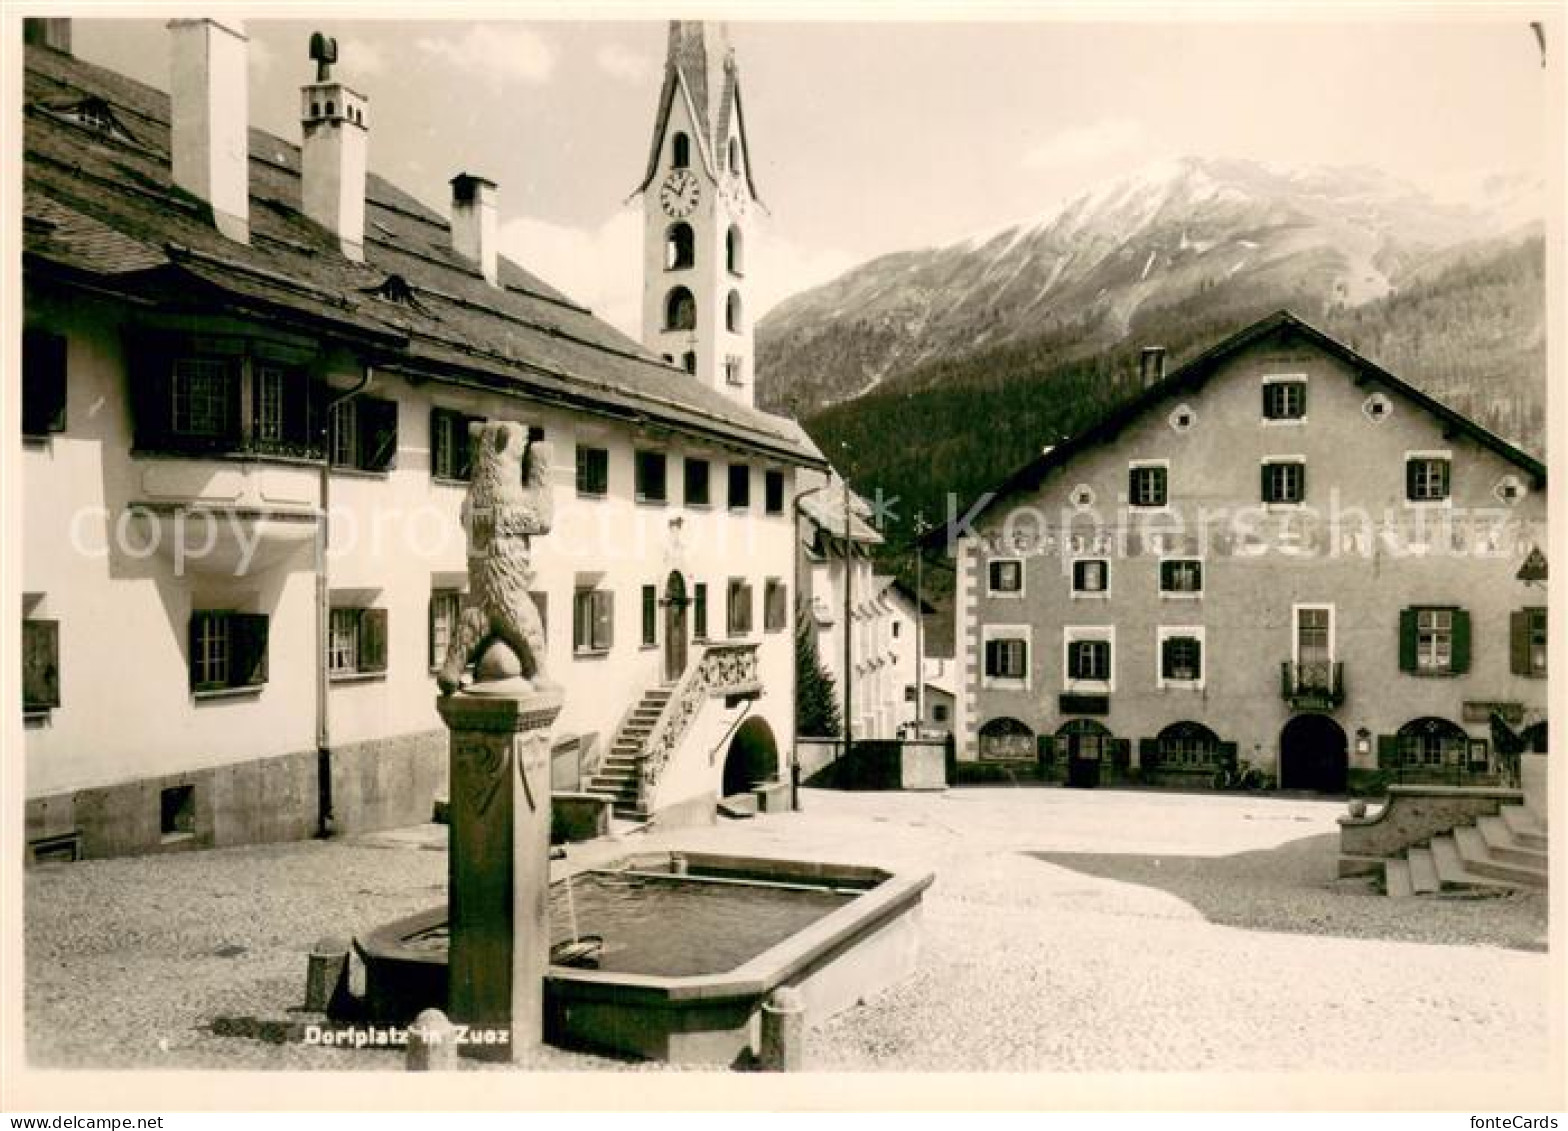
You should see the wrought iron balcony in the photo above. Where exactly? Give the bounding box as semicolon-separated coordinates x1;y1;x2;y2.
1280;660;1344;710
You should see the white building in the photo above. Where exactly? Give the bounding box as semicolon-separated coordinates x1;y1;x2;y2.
19;19;821;861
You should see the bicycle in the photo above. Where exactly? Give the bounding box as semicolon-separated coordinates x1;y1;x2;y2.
1211;760;1271;791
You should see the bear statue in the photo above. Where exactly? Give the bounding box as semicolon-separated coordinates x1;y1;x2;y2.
437;419;555;695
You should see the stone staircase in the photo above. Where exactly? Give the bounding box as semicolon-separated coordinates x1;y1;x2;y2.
1383;803;1548;898
584;686;673;820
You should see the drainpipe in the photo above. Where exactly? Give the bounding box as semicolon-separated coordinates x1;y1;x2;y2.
841;480;854;761
315;365;374;838
791;480;830;812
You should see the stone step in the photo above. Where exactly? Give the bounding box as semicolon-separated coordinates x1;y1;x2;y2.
717;793;758;819
586;778;638;796
1407;846;1440;894
1500;804;1548;850
1477;815;1549;870
1430;834;1516;893
1454;826;1547;887
1384;858;1414;899
602;755;641;769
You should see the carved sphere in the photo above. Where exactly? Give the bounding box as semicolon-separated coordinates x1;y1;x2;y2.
475;639;523;683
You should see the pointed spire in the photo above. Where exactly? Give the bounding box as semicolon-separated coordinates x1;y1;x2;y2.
665;20;733;155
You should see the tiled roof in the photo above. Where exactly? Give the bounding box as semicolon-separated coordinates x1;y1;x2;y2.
22;43;815;466
800;482;883;545
926;309;1547;547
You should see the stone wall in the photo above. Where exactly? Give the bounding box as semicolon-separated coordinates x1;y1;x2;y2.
1337;784;1522;876
327;729;446;834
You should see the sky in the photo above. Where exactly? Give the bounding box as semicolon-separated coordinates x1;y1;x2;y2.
70;9;1553;338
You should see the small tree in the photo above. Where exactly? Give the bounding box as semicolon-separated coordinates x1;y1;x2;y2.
796;608;842;738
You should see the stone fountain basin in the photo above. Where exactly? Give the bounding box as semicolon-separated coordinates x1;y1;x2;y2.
354;851;933;1065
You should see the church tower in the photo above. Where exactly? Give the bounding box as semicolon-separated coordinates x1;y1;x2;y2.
637;21;759;407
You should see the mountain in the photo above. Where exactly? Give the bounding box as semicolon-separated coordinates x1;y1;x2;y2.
756;156;1544;418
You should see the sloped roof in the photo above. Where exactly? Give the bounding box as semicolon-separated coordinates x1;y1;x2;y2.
927;309;1547;547
22;42;814;466
634;21;761;202
800;481;883;544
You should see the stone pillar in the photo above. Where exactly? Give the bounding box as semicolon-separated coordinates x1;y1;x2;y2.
438;683;563;1064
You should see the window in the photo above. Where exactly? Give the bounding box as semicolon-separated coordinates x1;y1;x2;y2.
764;579;787;632
983;638;1028;680
328;606;388;678
988;559;1023;595
576;445;609;497
635;450;668;503
727;578;754;636
671;131;689;168
1068;639;1111;682
161;785;196;841
724;355;744;386
432;407;482;480
727;225;744;274
665;222;695;270
1263;379;1306;420
892;621;901;639
728;137;740;174
1159;559;1203;596
642;585;658;647
23;328;67;437
1399;607;1470;675
684;457;711;506
1511;607;1547;677
728;464;751;510
1072;559;1109;596
573;588;614;654
693;582;708;640
682;351;697;375
1159;631;1204;686
22;617;60;713
188;611;269;693
932;703;949;723
330;395;398;472
1406;455;1451;502
255;365;284;443
765;470;786;515
172;357;237;439
665;287;696;331
1396;717;1469;768
1128;464;1168;508
1261;460;1305;505
726;290;743;333
1156;722;1223;769
429;589;462;670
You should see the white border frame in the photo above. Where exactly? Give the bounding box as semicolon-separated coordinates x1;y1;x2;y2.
1291;603;1336;666
1063;625;1115;692
1156;625;1206;690
1260;372;1309;427
980;623;1031;690
1157;555;1204;600
1069;557;1112;600
1404;448;1454;509
985;556;1026;598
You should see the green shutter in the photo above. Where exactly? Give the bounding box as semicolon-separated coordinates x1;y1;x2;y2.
362;397;399;471
1450;609;1471;674
233;614;270;687
1377;734;1400;769
22;619;60;710
1260;463;1272;503
1138;737;1159;767
984;640;999;677
1036;735;1056;765
1509;610;1530;675
642;585;656;645
22;330;68;436
428;593;440;669
573;591;589;652
1110;738;1131;768
1261;383;1274;420
1296;463;1307;502
595;590;614;650
358;607;388;673
1398;608;1418;672
1217;740;1238;768
1405;459;1419;501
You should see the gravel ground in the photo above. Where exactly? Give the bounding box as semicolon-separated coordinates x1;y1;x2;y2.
23;786;1551;1074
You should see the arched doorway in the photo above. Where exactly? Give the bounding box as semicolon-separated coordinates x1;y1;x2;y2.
722;717;778;799
1056;719;1113;789
663;571;688;683
1279;714;1348;793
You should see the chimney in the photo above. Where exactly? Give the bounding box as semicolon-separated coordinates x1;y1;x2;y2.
23;18;72;53
167;18;249;244
299;33;369;261
450;174;499;286
1139;346;1166;388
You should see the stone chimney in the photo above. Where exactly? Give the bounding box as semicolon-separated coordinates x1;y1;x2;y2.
167;18;249;244
299;32;369;261
1139;346;1166;388
450;174;498;286
23;18;72;53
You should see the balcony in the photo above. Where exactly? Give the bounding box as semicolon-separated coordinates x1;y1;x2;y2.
1281;661;1344;711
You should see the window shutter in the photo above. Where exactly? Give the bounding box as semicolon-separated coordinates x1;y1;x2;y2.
596;591;614;650
187;613;204;690
1398;608;1417;672
1405;459;1419;501
1036;735;1056;765
22;619;61;710
1217;740;1238;767
694;584;707;639
126;330;177;450
1262;383;1273;419
1450;609;1471;673
358;607;388;673
22;329;68;436
1509;610;1530;675
457;415;476;480
573;592;589;652
429;408;447;476
428;594;440;669
1296;463;1306;502
1260;463;1272;503
1110;738;1131;768
1128;467;1140;502
233;614;270;686
1191;638;1203;677
1138;737;1159;767
1159;636;1175;679
984;640;1000;677
1377;734;1400;769
362;397;399;471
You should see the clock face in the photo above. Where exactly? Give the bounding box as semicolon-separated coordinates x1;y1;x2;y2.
660;169;700;218
721;174;747;216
